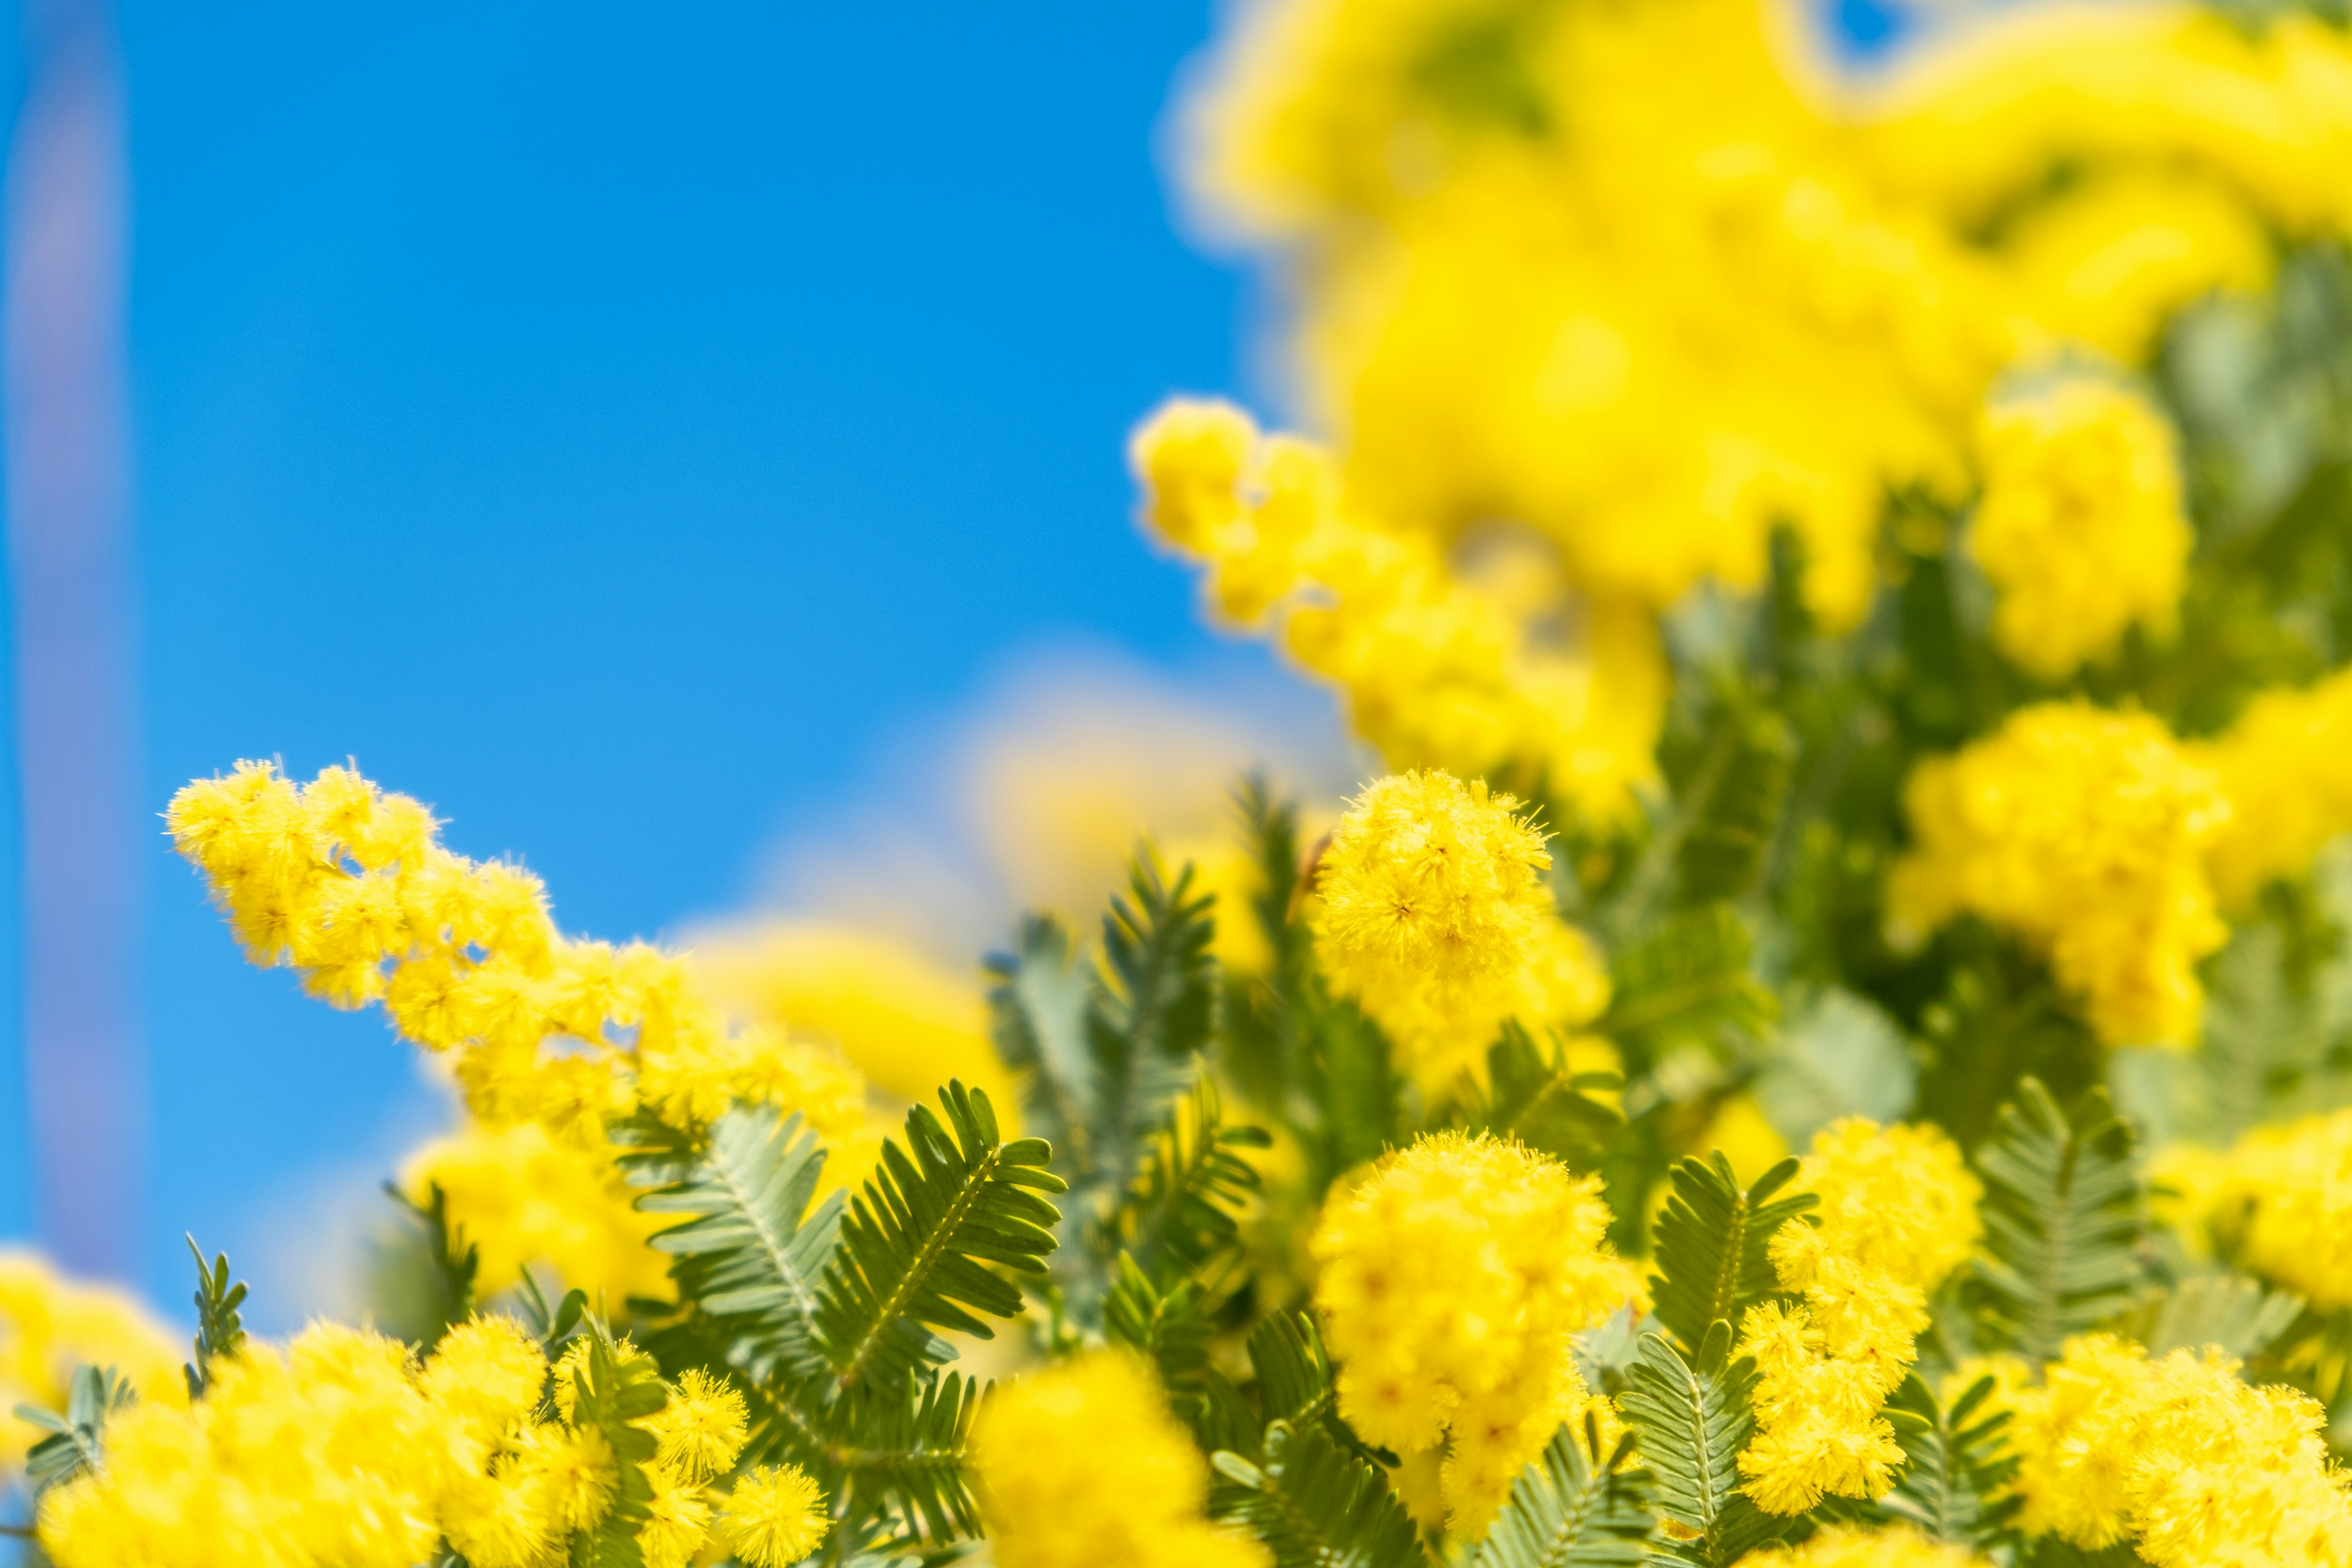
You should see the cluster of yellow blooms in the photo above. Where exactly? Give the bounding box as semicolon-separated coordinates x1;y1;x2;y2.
1185;0;2352;612
1738;1119;1982;1515
1888;703;2231;1046
1740;1521;1986;1568
1969;374;2192;682
1311;768;1609;1090
1987;1333;2352;1566
34;1316;827;1568
1310;1131;1634;1533
399;1121;672;1303
1131;398;1665;821
2196;666;2352;910
1891;677;2352;1046
2158;1107;2352;1313
167;763;870;1153
0;1253;183;1472
969;1350;1269;1568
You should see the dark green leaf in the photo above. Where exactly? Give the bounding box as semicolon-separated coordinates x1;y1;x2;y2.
1212;1420;1430;1568
1466;1414;1650;1568
1972;1080;2142;1363
1619;1329;1783;1567
1646;1155;1815;1359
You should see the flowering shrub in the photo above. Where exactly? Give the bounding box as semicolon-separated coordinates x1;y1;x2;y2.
15;0;2352;1564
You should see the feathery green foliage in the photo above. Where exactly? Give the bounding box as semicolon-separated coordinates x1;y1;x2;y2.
627;1104;843;1381
379;1180;481;1351
1115;1077;1270;1287
1464;1020;1624;1173
2119;1272;2307;1360
15;1363;139;1499
1464;1414;1650;1568
1212;1419;1431;1568
1877;1374;2021;1550
1972;1079;2144;1363
1598;904;1776;1068
1620;1326;1783;1567
815;1084;1065;1398
1647;1154;1815;1357
183;1235;249;1400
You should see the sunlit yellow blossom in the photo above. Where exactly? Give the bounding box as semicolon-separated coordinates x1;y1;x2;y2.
2166;1109;2352;1311
972;1351;1268;1568
2194;666;2352;908
1887;703;2229;1046
1738;1521;1989;1567
404;1118;671;1303
1314;769;1609;1090
1989;1333;2352;1566
644;1368;748;1483
1739;1119;1981;1515
1312;1131;1631;1534
1131;401;1666;821
688;920;1015;1114
168;763;870;1158
1970;375;2192;680
718;1464;830;1568
0;1252;184;1474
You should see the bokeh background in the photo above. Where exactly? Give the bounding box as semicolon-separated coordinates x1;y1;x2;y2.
0;0;1303;1327
0;0;1910;1327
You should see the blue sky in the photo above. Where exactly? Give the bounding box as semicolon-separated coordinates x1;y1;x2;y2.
0;1;1269;1318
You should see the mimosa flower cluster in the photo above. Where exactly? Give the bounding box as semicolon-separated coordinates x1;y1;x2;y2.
167;763;870;1152
1738;1120;1981;1513
34;1315;826;1568
23;0;2352;1561
970;1351;1270;1568
1310;1131;1634;1533
1988;1334;2352;1566
1313;769;1609;1088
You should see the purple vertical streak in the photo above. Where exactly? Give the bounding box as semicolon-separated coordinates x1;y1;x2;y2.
3;0;143;1280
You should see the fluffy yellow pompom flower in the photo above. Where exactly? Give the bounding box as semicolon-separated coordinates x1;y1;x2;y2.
718;1464;831;1567
1970;375;2192;681
1738;1521;1989;1567
0;1251;185;1474
2195;665;2352;908
971;1351;1268;1568
402;1118;671;1303
645;1368;749;1482
1130;400;1667;823
1887;703;2230;1046
2163;1109;2352;1312
1738;1119;1982;1515
167;763;869;1157
1989;1333;2352;1565
1314;769;1609;1090
1311;1131;1634;1536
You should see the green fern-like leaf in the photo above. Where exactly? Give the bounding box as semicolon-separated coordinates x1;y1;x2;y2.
377;1180;481;1350
1116;1078;1270;1286
1212;1419;1430;1568
987;912;1095;1167
1619;1326;1783;1567
815;1084;1066;1398
627;1104;842;1382
1972;1079;2143;1363
1466;1413;1650;1568
1672;693;1795;907
1647;1155;1815;1357
1877;1374;2019;1550
828;1371;985;1544
2117;1272;2307;1360
183;1235;249;1399
1466;1021;1624;1172
15;1363;138;1498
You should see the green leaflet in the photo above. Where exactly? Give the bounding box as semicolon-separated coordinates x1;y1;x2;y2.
1646;1154;1814;1359
1465;1414;1650;1568
15;1363;139;1499
183;1235;249;1400
1619;1327;1784;1568
627;1103;842;1383
1972;1079;2143;1364
815;1084;1066;1399
1212;1420;1430;1568
566;1327;669;1568
987;854;1222;1325
1877;1374;2020;1551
